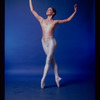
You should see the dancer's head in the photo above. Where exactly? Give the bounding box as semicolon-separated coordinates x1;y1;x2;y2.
46;7;56;18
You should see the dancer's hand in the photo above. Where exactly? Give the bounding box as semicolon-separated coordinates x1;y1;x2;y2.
74;4;77;12
54;4;77;25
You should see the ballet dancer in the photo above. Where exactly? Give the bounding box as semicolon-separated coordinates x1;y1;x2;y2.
29;0;77;88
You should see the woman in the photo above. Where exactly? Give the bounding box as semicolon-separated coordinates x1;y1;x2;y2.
29;0;77;88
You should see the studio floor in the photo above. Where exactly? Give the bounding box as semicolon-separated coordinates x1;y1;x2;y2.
5;73;95;100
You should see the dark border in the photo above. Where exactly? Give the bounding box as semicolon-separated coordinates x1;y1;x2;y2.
95;0;100;100
0;0;4;100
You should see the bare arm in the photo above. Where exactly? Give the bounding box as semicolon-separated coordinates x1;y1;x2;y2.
56;4;77;25
29;0;43;22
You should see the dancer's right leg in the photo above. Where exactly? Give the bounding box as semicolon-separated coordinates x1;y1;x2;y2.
41;38;56;88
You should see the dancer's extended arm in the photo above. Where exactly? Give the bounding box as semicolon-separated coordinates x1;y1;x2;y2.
56;4;77;25
29;0;43;22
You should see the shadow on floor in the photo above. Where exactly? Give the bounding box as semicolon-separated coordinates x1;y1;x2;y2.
44;78;84;89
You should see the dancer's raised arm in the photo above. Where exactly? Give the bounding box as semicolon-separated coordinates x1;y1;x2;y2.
56;4;77;25
29;0;43;22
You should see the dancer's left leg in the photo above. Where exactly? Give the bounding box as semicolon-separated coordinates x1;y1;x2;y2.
51;56;62;87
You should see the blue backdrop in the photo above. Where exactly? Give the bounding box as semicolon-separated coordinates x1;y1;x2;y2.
5;0;95;76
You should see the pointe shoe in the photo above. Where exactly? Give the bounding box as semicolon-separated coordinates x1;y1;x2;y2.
55;77;62;87
41;79;45;89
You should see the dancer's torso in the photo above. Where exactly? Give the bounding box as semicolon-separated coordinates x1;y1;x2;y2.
40;19;57;42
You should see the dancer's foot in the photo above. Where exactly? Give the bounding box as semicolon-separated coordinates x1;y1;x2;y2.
55;76;62;87
41;79;45;89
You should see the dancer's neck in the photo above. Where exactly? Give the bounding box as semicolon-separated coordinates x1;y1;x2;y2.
46;15;53;21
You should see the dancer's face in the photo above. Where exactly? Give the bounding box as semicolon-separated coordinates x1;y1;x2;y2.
46;7;54;16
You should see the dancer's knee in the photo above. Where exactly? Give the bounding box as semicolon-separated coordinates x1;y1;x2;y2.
46;55;53;64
